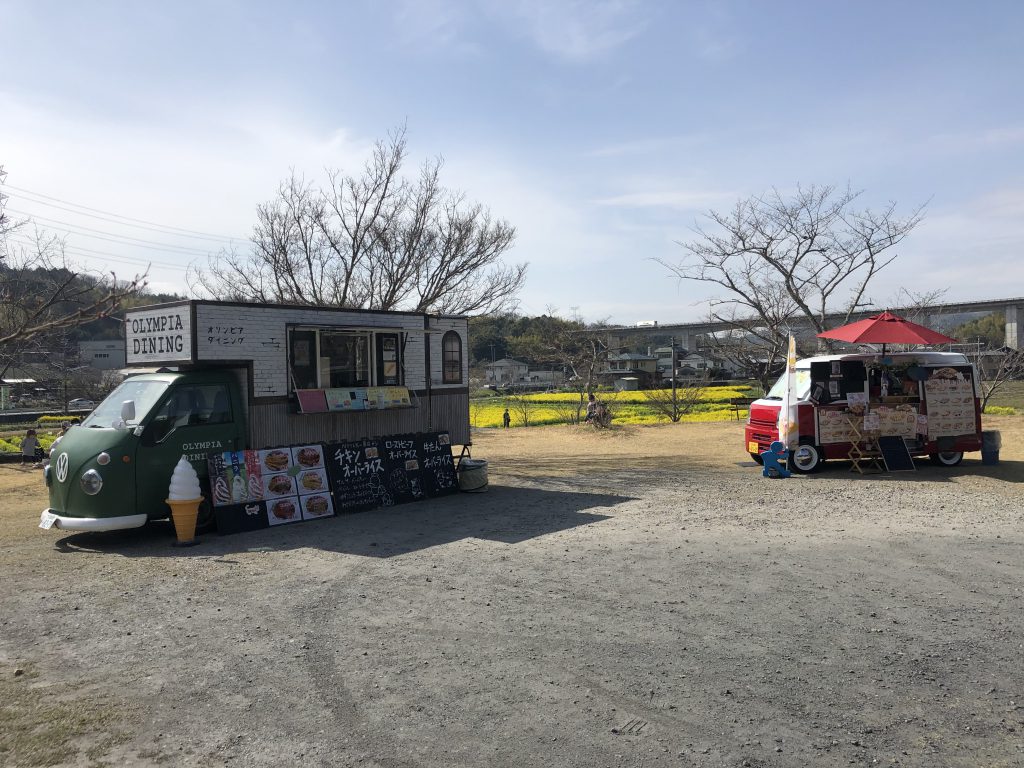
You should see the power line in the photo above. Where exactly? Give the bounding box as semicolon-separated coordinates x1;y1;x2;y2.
1;182;247;241
6;234;189;273
4;190;245;244
6;208;221;256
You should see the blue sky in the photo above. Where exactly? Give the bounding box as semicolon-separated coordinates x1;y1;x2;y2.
3;0;1023;324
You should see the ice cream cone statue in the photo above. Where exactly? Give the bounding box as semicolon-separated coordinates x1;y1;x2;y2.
166;456;204;545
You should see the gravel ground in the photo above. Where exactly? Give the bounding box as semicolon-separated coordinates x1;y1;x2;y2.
1;418;1022;768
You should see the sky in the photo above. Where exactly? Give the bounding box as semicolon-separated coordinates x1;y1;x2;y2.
3;0;1024;325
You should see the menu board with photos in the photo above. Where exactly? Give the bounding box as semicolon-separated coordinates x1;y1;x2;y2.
923;368;977;438
207;444;334;532
818;408;860;444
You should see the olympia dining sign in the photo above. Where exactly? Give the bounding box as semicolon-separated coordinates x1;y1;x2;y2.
126;307;193;363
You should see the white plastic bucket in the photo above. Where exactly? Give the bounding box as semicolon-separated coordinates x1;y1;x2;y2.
458;459;489;492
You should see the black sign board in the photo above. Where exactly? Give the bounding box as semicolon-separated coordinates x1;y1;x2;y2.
877;435;916;472
324;439;389;512
420;432;458;497
213;500;270;534
325;431;458;512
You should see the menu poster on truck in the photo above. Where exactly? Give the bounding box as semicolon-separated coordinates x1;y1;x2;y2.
923;367;976;438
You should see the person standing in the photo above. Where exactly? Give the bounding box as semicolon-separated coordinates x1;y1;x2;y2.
21;429;39;465
502;408;511;429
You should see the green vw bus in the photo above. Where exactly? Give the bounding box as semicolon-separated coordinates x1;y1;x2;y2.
42;370;245;531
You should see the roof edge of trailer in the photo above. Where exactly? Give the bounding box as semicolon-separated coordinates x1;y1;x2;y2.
796;351;970;366
123;299;468;321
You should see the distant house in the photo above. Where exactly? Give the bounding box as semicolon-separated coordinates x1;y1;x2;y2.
79;340;126;371
528;369;565;386
485;358;529;385
605;352;659;387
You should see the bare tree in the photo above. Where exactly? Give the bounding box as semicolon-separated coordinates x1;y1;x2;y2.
508;311;611;423
975;348;1024;412
190;126;526;315
505;391;533;427
0;171;147;380
657;184;925;374
641;376;708;422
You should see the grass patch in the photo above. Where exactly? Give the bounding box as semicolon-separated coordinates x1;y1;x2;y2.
986;380;1024;412
0;664;129;767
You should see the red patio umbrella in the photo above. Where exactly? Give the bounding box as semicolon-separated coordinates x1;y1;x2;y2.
817;311;957;354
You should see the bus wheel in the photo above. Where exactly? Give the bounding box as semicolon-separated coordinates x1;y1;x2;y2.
929;451;963;467
750;452;764;465
789;441;823;474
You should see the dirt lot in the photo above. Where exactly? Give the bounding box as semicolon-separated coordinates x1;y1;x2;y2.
1;418;1022;767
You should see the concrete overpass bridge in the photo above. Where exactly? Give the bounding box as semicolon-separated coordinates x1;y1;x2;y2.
606;295;1022;352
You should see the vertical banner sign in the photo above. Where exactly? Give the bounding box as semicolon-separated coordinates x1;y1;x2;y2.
777;335;799;450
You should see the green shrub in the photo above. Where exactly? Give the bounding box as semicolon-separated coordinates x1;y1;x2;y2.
984;406;1017;416
38;415;82;424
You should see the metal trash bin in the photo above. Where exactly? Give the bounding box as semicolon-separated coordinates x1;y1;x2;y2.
981;430;1001;465
458;459;489;492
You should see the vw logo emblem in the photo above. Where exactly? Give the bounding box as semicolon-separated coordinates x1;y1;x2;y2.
55;452;70;483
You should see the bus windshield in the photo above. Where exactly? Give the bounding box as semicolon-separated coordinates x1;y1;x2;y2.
764;368;812;401
82;379;170;428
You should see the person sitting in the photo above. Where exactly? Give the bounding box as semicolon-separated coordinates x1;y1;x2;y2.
584;394;597;422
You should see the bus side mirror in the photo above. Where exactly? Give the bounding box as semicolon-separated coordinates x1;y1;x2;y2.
121;400;136;423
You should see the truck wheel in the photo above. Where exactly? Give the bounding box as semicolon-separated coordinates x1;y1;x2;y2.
196;480;217;533
929;451;963;467
789;441;823;474
750;453;764;465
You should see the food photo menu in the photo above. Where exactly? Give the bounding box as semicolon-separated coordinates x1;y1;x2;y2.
207;444;335;532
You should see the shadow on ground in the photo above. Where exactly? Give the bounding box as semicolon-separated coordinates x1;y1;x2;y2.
53;484;630;559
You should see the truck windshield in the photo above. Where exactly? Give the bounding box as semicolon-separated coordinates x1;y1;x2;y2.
765;368;812;400
82;379;170;428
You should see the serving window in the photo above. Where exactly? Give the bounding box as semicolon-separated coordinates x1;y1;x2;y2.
288;327;404;391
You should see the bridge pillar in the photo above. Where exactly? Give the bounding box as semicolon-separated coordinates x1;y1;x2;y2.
1006;304;1019;350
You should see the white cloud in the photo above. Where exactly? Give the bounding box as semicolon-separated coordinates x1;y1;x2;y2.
489;0;646;61
585;134;710;158
594;189;733;211
0;92;377;293
391;0;482;56
923;124;1024;155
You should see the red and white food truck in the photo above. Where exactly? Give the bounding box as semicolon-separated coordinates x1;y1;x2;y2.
744;351;983;473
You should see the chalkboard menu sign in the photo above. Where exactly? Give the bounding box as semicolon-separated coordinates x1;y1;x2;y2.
325;431;458;513
206;431;457;534
420;432;458;496
323;439;389;512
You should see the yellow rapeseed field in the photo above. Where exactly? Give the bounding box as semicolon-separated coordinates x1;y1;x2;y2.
471;386;756;428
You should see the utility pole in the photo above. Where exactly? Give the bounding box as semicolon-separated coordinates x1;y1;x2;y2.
671;336;678;420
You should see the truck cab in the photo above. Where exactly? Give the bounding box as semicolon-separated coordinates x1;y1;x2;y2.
42;370;246;531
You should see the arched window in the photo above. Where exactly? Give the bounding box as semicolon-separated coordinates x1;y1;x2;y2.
442;331;463;384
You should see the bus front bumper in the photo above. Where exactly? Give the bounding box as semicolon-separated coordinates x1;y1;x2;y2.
39;509;149;532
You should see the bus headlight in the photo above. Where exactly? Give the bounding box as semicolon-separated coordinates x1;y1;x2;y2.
80;469;103;495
